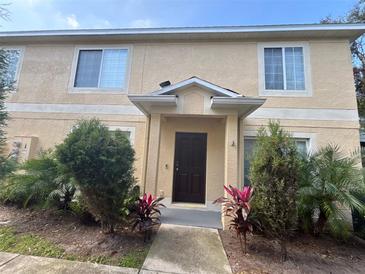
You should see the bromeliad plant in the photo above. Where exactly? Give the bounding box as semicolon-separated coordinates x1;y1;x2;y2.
130;193;165;242
214;185;259;253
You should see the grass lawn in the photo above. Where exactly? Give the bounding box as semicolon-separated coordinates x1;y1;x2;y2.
0;206;154;269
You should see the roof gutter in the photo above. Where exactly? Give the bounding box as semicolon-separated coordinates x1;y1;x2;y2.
0;23;364;42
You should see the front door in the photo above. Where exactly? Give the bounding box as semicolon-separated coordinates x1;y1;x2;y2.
173;132;207;203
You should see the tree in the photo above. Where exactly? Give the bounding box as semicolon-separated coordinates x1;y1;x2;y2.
298;145;365;239
250;121;300;261
56;119;135;233
321;0;365;117
0;4;16;179
0;48;16;179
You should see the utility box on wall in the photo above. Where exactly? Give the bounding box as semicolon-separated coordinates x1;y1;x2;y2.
10;136;38;162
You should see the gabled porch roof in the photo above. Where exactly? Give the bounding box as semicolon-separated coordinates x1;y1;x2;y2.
128;77;266;117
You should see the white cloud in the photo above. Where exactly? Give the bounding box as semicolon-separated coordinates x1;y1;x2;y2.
66;14;79;29
129;19;154;28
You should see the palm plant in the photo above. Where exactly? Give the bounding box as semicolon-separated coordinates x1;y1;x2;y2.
1;151;76;209
130;193;165;242
47;173;76;210
214;185;259;253
298;144;365;238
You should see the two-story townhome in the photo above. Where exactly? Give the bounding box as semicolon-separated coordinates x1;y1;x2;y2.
0;24;364;214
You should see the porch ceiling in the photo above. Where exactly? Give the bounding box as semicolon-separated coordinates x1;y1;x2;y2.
128;77;266;117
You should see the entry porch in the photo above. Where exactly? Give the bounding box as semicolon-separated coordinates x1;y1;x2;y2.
128;77;265;227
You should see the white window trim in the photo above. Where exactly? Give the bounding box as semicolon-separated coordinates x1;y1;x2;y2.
1;46;25;93
108;126;136;145
243;130;316;153
257;42;312;97
69;45;132;94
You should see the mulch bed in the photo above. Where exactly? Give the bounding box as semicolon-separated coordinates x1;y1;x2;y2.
219;229;365;274
0;205;155;265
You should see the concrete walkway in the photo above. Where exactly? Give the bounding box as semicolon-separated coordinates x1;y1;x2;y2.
160;208;222;229
0;252;137;274
141;224;232;274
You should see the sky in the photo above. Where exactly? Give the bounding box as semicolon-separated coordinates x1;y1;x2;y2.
0;0;360;31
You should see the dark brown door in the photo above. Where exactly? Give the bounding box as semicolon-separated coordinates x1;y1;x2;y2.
173;132;207;203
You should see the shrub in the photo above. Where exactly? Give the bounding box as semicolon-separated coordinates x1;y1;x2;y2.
250;121;301;261
56;119;135;233
298;144;365;239
130;193;165;242
0;157;17;181
0;151;58;207
214;185;259;253
0;151;75;209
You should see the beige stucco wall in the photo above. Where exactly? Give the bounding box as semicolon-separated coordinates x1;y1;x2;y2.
6;39;357;110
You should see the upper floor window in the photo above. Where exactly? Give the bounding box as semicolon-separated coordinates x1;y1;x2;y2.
264;47;305;90
73;48;129;91
258;43;311;96
1;48;22;90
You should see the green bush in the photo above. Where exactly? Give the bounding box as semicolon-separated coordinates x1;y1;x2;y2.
298;144;365;239
250;121;301;261
0;151;59;207
0;151;75;209
0;157;17;181
56;119;135;233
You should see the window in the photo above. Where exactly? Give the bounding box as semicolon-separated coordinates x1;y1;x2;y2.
264;47;305;91
243;137;309;186
243;137;256;186
73;48;128;90
1;49;22;89
108;126;135;145
258;43;311;96
110;130;131;141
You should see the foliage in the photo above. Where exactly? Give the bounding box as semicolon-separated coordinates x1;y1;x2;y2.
120;185;140;220
69;196;96;225
47;171;76;210
0;151;58;207
0;157;17;180
119;248;150;268
250;121;301;261
298;144;365;239
0;227;65;258
56;119;135;233
0;151;75;209
214;185;259;253
130;193;165;242
321;0;365;117
0;48;12;181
